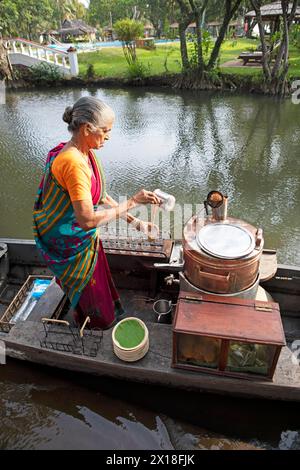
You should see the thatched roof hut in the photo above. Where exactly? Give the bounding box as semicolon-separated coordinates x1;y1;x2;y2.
245;1;300;20
57;19;97;40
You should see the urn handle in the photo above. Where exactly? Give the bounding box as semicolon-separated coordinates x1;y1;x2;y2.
255;228;264;250
198;268;230;289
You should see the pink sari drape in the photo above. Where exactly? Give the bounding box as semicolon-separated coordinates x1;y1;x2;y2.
72;153;120;329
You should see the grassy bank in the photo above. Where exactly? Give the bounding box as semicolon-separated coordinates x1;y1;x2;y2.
78;38;300;81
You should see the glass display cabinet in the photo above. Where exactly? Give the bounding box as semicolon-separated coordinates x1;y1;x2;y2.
172;292;286;380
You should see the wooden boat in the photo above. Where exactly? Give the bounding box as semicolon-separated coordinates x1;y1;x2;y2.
0;237;300;403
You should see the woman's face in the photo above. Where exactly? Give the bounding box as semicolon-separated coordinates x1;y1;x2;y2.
85;119;114;150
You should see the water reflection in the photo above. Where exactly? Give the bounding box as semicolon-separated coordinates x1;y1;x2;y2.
1;359;300;450
0;87;299;265
0;359;274;450
0;360;172;450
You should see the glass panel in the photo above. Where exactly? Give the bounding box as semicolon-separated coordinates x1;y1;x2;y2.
226;341;276;376
177;334;221;369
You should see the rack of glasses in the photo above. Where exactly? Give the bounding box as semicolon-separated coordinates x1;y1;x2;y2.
100;227;173;260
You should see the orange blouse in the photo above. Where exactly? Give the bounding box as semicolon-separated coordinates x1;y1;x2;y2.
51;149;92;202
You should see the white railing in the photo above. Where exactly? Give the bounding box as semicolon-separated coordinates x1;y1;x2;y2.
6;38;79;77
48;35;64;47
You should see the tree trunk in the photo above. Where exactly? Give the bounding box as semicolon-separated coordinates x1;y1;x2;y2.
176;0;196;70
272;1;289;79
179;22;190;69
195;13;204;70
271;0;291;95
188;0;208;72
0;39;13;81
150;18;160;39
207;0;243;70
252;0;298;95
250;0;272;81
271;17;280;35
246;19;257;38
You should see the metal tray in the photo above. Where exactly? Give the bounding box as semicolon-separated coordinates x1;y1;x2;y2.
196;223;255;259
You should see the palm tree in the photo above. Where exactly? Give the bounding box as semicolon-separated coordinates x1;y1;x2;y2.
54;0;86;28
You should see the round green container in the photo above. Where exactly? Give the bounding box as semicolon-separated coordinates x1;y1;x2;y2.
112;317;149;362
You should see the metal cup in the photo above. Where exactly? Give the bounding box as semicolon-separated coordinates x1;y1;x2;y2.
212;196;228;221
153;299;173;324
204;191;228;221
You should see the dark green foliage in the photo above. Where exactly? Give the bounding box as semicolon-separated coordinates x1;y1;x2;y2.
28;62;62;83
86;63;95;79
291;24;300;49
127;60;150;79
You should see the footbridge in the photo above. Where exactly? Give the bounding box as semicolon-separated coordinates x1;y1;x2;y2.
6;38;79;77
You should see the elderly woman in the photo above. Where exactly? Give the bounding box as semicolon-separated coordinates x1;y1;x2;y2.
33;96;160;329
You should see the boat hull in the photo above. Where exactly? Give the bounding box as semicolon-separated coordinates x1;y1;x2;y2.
1;237;300;403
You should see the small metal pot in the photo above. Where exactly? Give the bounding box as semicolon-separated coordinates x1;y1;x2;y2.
153;299;174;324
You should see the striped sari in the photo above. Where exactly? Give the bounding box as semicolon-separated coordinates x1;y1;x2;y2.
33;142;120;329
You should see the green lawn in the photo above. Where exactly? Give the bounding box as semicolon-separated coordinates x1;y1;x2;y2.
78;38;300;80
78;43;182;78
287;44;300;78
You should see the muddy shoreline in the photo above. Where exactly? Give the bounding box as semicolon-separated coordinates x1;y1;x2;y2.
7;72;293;96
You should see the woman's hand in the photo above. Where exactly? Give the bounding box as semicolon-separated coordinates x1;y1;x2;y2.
132;189;161;206
133;220;160;240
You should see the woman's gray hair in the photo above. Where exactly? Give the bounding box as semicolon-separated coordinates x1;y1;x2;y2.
62;96;115;133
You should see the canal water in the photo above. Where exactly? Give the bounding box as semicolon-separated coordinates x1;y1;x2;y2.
0;87;300;449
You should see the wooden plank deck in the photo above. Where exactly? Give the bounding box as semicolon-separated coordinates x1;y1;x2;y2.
3;313;300;403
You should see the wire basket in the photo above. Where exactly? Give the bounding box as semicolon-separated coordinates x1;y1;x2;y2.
0;275;54;333
40;317;103;358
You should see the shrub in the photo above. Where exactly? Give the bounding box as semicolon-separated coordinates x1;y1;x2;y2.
114;18;144;65
127;61;150;79
86;64;95;79
186;31;213;68
29;62;62;83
